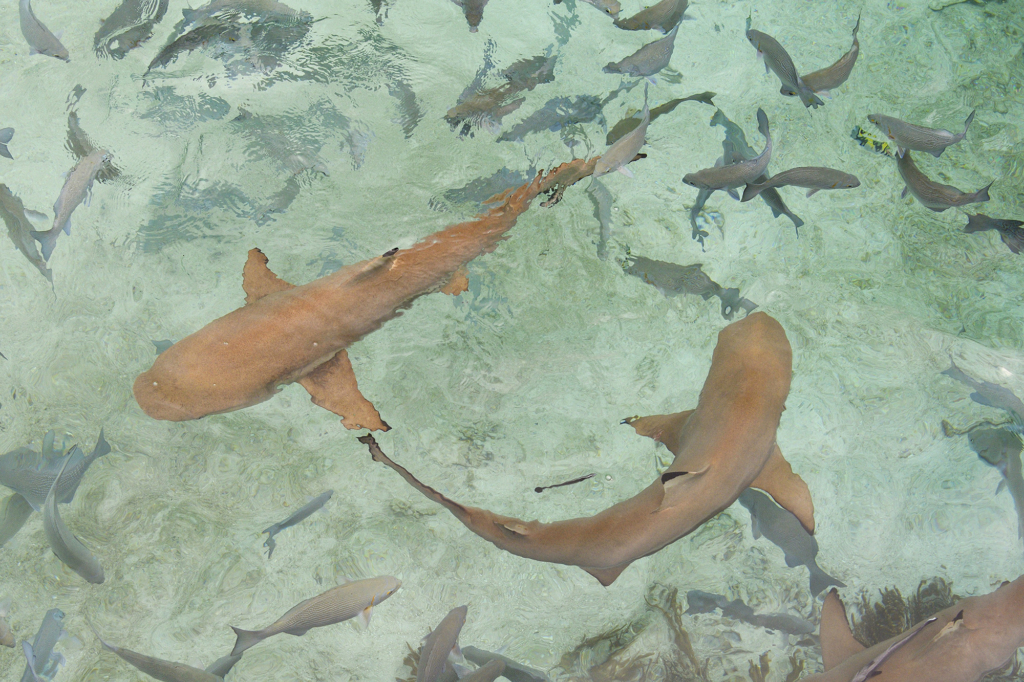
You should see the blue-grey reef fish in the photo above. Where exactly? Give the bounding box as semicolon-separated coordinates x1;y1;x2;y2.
737;488;844;596
92;626;221;682
603;24;678;81
32;148;112;260
868;111;975;158
418;606;468;682
0;128;13;159
746;28;822;109
606;91;714;145
623;254;757;320
205;654;243;677
20;609;66;682
788;15;860;98
556;0;621;18
963;214;1024;255
95;0;169;59
897;151;990;212
0;597;14;648
741;167;860;202
461;660;506;682
19;0;69;61
587;179;613;260
684;589;815;634
0;493;34;548
463;646;548;682
44;455;105;583
614;0;687;32
943;359;1024;423
683;109;771;197
451;0;488;31
0;429;111;512
262;489;333;558
594;86;648;178
229;576;401;655
1;184;52;282
967;426;1024;540
496;96;605;143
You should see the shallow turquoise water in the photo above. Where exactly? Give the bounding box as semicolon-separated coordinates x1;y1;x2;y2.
1;0;1023;680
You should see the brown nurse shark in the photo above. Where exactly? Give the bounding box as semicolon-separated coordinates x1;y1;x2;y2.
361;312;816;586
134;157;618;431
810;576;1024;682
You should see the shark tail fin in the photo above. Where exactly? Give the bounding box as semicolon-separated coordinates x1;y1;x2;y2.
229;627;262;657
809;563;845;597
30;229;59;262
820;589;866;671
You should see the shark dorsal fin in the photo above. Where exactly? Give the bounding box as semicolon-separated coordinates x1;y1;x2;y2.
748;445;815;534
243;248;294;304
821;589;866;671
623;410;695;456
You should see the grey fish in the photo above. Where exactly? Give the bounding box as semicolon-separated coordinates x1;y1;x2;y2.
614;0;687;32
603;24;678;80
897;150;991;212
418;606;468;682
968;426;1024;539
684;589;815;635
448;52;555;135
0;128;13;159
964;214;1024;255
262;489;333;558
229;576;401;655
20;609;65;682
32;148;112;260
95;0;169;59
0;184;52;282
587;179;613;260
605;91;714;145
496;96;604;143
66;112;121;182
232;108;329;176
463;646;549;682
92;626;221;682
439;167;534;209
0;493;34;548
43;455;105;584
623;254;757;320
146;22;243;73
19;0;69;61
741;166;860;202
746;28;822;109
556;0;621;18
850;616;938;682
178;0;306;31
868;111;975;158
0;429;111;512
451;0;488;31
788;15;860;97
738;488;844;596
594;86;649;178
205;654;243;677
943;359;1024;422
0;598;13;648
683;108;771;196
461;660;506;682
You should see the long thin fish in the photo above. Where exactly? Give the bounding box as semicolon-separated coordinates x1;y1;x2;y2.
43;454;105;584
418;606;468;682
849;617;938;682
19;0;69;61
790;15;860;97
741;167;860;202
587;180;613;260
535;474;594;493
868;111;975;158
20;609;65;682
91;626;222;682
897;150;990;212
261;489;333;558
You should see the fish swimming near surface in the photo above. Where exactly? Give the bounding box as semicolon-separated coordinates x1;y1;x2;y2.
683;108;771;198
623;254;757;320
451;0;488;32
741;167;860;202
897;151;991;212
133;158;617;429
786;15;860;98
66;112;121;182
605;91;714;145
32;148;111;261
463;647;548;682
868;111;975;158
20;609;66;682
418;606;468;682
0;429;111;512
737;488;844;596
614;0;687;32
19;0;69;61
556;0;621;18
262;489;333;558
495;96;605;143
603;24;678;81
967;426;1024;540
942;359;1024;424
95;0;169;59
587;179;613;260
446;53;556;135
363;312;815;586
963;214;1024;255
0;128;14;159
684;589;815;635
594;86;649;178
145;21;242;73
0;184;52;282
229;576;401;656
0;597;14;648
43;455;105;584
746;28;822;109
807;577;1024;682
91;626;222;682
0;493;34;548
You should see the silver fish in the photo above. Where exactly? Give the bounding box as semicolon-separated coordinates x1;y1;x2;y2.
623;254;757;320
0;128;13;159
587;179;613;260
868;111;975;158
66;112;121;182
19;0;69;61
20;609;65;682
0;493;34;548
451;0;488;31
557;0;621;18
788;14;860;97
95;0;169;59
463;647;548;682
741;166;860;202
229;576;401;656
683;108;771;196
943;359;1024;423
262;489;333;558
43;455;105;584
614;0;687;32
746;28;822;109
897;150;991;212
92;626;221;682
205;654;243;677
968;426;1024;540
32;149;111;261
594;86;648;178
603;24;677;80
418;606;468;682
684;590;815;635
0;184;52;282
0;597;14;648
738;488;844;596
0;429;111;512
964;214;1024;255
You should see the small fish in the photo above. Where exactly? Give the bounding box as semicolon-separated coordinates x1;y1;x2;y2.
595;86;649;178
205;654;243;677
95;0;170;59
741;167;860;202
262;489;333;558
683;108;771;197
603;24;678;80
0;429;111;512
229;576;401;656
463;647;548;682
0;128;14;159
0;184;52;282
614;0;687;32
20;609;66;682
91;626;222;682
897;150;991;212
19;0;69;61
557;0;621;18
943;359;1024;422
0;493;34;548
461;660;506;682
605;91;714;145
535;473;595;493
451;0;488;32
623;254;757;320
418;606;468;682
32;149;111;261
0;597;14;648
868;111;975;158
587;179;613;260
850;124;895;158
968;426;1024;539
43;455;105;584
788;14;860;97
964;214;1024;254
746;28;822;109
684;590;815;635
738;488;844;596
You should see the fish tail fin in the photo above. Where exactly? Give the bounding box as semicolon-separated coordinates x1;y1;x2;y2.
962;110;976;138
964;214;988;233
740;183;762;202
974;182;993;203
230;627;262;657
851;12;861;40
809;564;845;597
30;229;59;261
90;428;112;461
756;108;769;140
801;87;825;109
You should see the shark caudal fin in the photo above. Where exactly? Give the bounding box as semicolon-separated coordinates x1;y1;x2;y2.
820;589;866;671
360;435;471;519
748;445;815;534
229;627;262;657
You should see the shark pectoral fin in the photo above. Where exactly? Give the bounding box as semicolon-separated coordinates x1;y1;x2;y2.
498;520;532;536
242;248;294;303
749;445;815;534
583;564;628;587
623;410;695;457
821;589;866;671
441;265;470;296
299;351;390;431
657;465;710;511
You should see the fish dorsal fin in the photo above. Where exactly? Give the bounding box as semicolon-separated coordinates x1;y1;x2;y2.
583;564;628;587
748;445;815;534
298;351;389;431
821;589;865;671
243;248;294;304
623;410;695;456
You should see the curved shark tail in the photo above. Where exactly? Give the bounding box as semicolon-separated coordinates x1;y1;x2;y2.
809;564;845;597
229;626;262;657
30;229;59;262
741;183;763;203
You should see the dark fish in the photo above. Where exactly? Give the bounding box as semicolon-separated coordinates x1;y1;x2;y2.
34;149;112;261
20;609;65;682
439;167;534;208
968;426;1024;540
613;0;687;32
897;150;991;212
605;91;714;145
964;214;1024;254
262;490;333;558
66;112;121;182
146;21;242;73
684;590;815;635
461;660;506;682
0;184;52;282
683;109;771;196
463;646;549;682
448;52;556;135
496;96;604;143
451;0;488;32
95;0;169;59
623;254;757;320
535;473;594;493
0;128;13;159
943;359;1024;422
0;430;111;512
